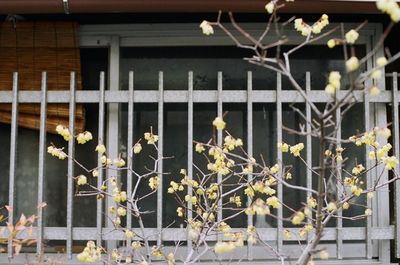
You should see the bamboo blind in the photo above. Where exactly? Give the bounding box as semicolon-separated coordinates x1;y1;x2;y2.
0;21;84;134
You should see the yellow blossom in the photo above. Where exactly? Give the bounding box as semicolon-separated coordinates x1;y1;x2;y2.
56;125;72;141
200;20;214;35
277;142;289;152
371;70;382;79
283;229;292;240
292;211;305;225
125;229;135;239
117;207;127;217
265;1;275;14
290;143;304;157
213;117;226;130
95;144;106;154
345;29;359;44
319;250;329;260
133;143;142;154
346;56;360;72
92;169;99;177
76;131;93;144
214;241;236;254
77;175;87;186
326;202;337;212
149;176;160;190
266;196;281;208
144;132;159;144
352;164;365;175
369;86;380;96
376;56;388;67
131;241;142;250
365;208;373;216
270;163;280;174
327;39;336;48
195;143;205;153
367;192;374;199
383;156;398;170
307;196;317;208
176;207;183;217
343;202;350;210
113;158;126;168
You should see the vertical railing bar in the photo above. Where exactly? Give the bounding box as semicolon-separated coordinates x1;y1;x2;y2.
96;72;105;246
157;71;164;246
305;72;312;244
187;71;194;251
392;72;400;258
37;72;47;253
335;97;343;260
364;84;373;259
7;72;19;258
106;36;120;251
127;71;134;246
246;71;253;260
276;72;283;252
217;72;223;238
66;72;76;259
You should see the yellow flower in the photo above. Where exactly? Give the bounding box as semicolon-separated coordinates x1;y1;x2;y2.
343;202;350;210
77;131;93;144
290;143;304;157
95;144;106;154
351;164;365;175
383;156;398;170
367;192;374;199
144;132;159;144
117;207;127;217
345;29;359;44
325;84;336;95
365;208;373;216
327;39;336;48
100;155;111;166
131;241;142;250
56;124;72;141
277;142;289;152
133;143;142;154
283;229;292;240
370;86;380;96
270;163;280;174
149;176;160;190
214;242;236;254
195;143;205;153
77;175;87;186
376;56;388;67
111;249;121;261
292;211;305;225
371;70;382;79
351;185;363;197
346;56;359;72
265;2;275;13
266;196;281;208
120;191;127;202
212;117;226;130
125;229;135;239
91;169;99;177
326;202;337;212
200;20;214;35
113;158;126;168
307;196;317;208
319;250;329;260
328;71;341;89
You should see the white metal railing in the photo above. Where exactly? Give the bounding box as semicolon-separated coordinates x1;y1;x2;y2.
0;70;398;264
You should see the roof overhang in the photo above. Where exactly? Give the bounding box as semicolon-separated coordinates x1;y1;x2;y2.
0;0;387;15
